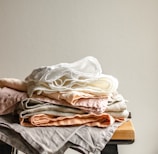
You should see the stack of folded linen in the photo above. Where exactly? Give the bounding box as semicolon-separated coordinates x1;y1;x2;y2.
0;56;129;128
0;56;130;154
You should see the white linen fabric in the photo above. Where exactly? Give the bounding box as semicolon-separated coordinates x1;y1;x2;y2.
25;56;118;97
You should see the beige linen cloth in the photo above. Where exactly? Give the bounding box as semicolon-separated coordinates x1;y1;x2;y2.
0;114;123;154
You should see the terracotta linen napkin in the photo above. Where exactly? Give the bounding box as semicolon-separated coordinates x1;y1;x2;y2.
20;112;115;127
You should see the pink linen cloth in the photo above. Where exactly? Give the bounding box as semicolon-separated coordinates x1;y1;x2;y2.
0;87;27;115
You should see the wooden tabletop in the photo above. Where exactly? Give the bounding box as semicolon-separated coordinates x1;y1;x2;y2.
111;120;135;142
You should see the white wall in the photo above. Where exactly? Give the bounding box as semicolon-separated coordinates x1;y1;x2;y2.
0;0;158;154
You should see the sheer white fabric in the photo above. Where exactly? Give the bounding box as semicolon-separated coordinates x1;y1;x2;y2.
25;56;118;97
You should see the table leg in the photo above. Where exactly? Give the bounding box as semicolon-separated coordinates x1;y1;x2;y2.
0;142;12;154
101;144;118;154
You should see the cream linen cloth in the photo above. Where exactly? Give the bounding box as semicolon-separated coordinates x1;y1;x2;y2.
25;56;118;97
106;93;127;112
105;93;129;118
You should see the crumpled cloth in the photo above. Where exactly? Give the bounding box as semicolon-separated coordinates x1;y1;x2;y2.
0;87;27;115
0;78;27;92
105;110;129;119
17;98;114;127
41;91;108;113
17;98;87;118
0;114;122;154
25;56;118;97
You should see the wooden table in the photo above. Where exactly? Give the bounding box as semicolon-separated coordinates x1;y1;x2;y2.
101;120;135;154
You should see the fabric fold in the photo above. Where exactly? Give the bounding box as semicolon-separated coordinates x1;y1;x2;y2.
25;56;118;97
0;56;130;154
17;98;114;127
20;113;115;127
0;114;122;154
0;87;27;115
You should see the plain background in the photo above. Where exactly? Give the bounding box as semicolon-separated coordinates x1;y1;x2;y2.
0;0;158;154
